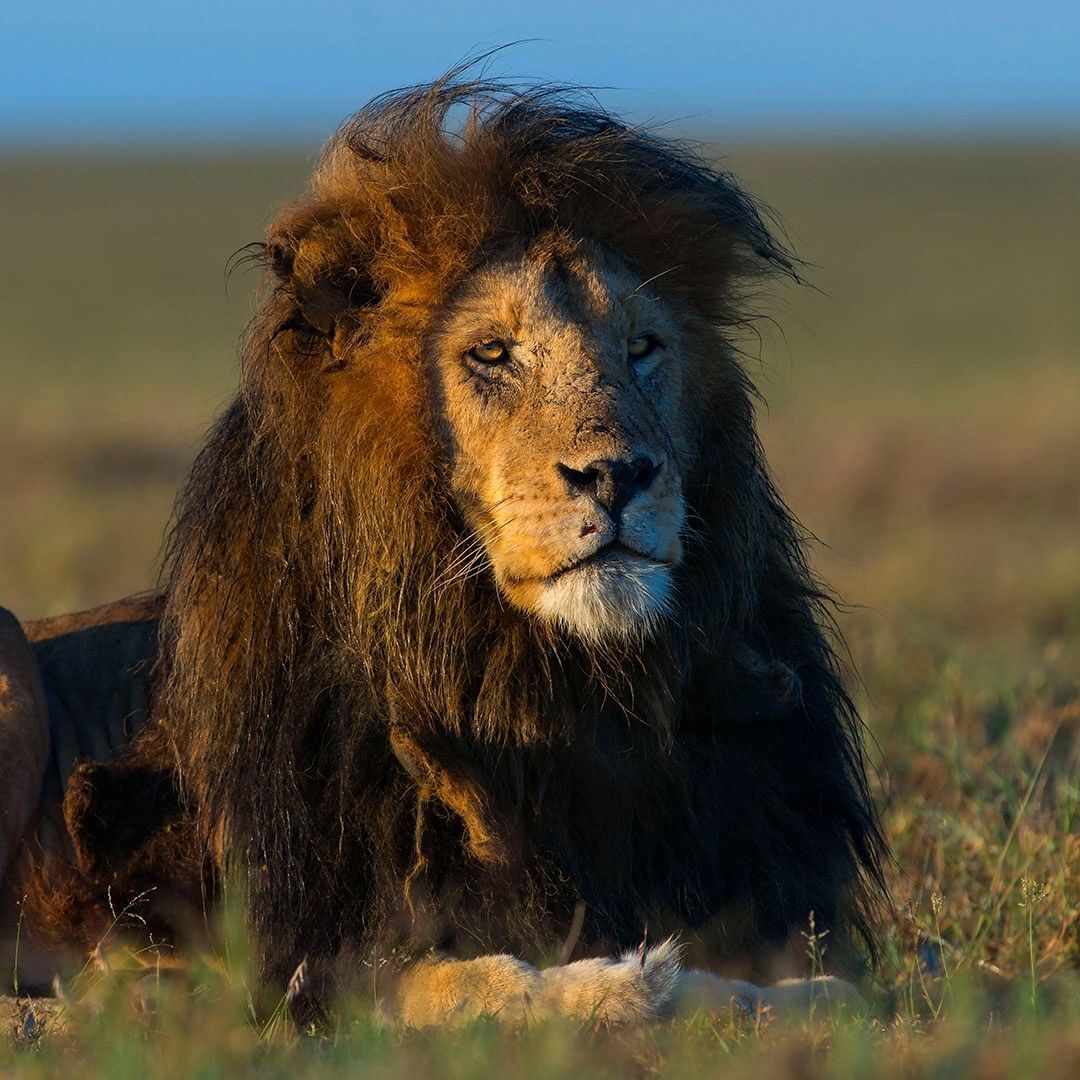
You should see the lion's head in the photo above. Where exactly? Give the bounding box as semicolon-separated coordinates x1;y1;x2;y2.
147;76;883;989
427;235;689;642
247;78;788;649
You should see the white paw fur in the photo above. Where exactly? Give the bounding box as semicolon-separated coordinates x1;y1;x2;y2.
391;941;863;1028
535;938;683;1024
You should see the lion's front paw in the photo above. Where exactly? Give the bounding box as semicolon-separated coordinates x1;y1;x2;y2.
669;970;866;1023
393;953;542;1028
535;938;682;1025
667;969;763;1019
758;975;866;1018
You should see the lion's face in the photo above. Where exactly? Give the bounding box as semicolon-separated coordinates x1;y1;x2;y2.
427;236;689;643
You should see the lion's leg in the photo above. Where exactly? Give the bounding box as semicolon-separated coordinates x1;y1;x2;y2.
0;608;49;879
670;969;865;1020
390;953;542;1028
388;943;862;1029
388;940;685;1029
761;975;865;1015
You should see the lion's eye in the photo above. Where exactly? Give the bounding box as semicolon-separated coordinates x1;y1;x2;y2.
468;340;509;364
627;335;658;362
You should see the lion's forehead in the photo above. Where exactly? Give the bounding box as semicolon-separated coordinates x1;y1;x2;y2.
446;242;673;357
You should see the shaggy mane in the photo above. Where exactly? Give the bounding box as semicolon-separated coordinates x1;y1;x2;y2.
39;73;887;999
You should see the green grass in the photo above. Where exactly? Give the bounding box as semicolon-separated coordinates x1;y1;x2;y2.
1;141;1078;1075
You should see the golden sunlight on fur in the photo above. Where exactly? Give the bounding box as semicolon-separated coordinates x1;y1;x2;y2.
0;74;885;1031
428;237;687;643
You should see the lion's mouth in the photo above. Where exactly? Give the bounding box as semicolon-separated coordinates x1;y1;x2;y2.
544;542;662;582
495;535;677;642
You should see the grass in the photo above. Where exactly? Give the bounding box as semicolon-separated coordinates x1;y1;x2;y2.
2;140;1079;1075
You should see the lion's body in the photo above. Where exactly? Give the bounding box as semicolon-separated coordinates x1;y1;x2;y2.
26;598;160;831
1;75;886;1024
0;600;160;985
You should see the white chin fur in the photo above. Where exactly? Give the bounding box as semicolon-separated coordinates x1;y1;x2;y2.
531;555;674;644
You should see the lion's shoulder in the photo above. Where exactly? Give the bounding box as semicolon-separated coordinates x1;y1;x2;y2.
25;596;163;831
24;593;164;646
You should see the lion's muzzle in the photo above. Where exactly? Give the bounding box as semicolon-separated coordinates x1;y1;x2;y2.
555;456;662;520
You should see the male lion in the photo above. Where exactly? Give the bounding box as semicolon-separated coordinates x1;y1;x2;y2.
1;77;885;1024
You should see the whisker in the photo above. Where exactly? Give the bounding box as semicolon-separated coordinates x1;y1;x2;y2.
625;264;683;300
427;514;521;598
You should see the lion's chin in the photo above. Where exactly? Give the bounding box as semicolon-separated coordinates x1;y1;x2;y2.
510;550;675;645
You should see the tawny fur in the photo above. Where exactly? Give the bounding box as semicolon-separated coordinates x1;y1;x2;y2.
6;72;887;1022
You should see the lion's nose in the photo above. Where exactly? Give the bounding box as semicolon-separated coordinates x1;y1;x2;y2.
556;456;661;517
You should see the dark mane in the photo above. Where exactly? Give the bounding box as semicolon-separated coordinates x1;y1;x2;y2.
37;75;887;999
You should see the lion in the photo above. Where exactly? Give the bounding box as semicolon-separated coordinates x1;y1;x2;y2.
0;75;886;1026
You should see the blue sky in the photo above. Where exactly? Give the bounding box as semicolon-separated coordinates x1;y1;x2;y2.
3;1;1078;144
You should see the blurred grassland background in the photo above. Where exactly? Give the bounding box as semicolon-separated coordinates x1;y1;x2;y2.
2;141;1079;1074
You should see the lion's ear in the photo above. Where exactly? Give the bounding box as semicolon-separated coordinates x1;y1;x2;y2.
266;210;381;336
